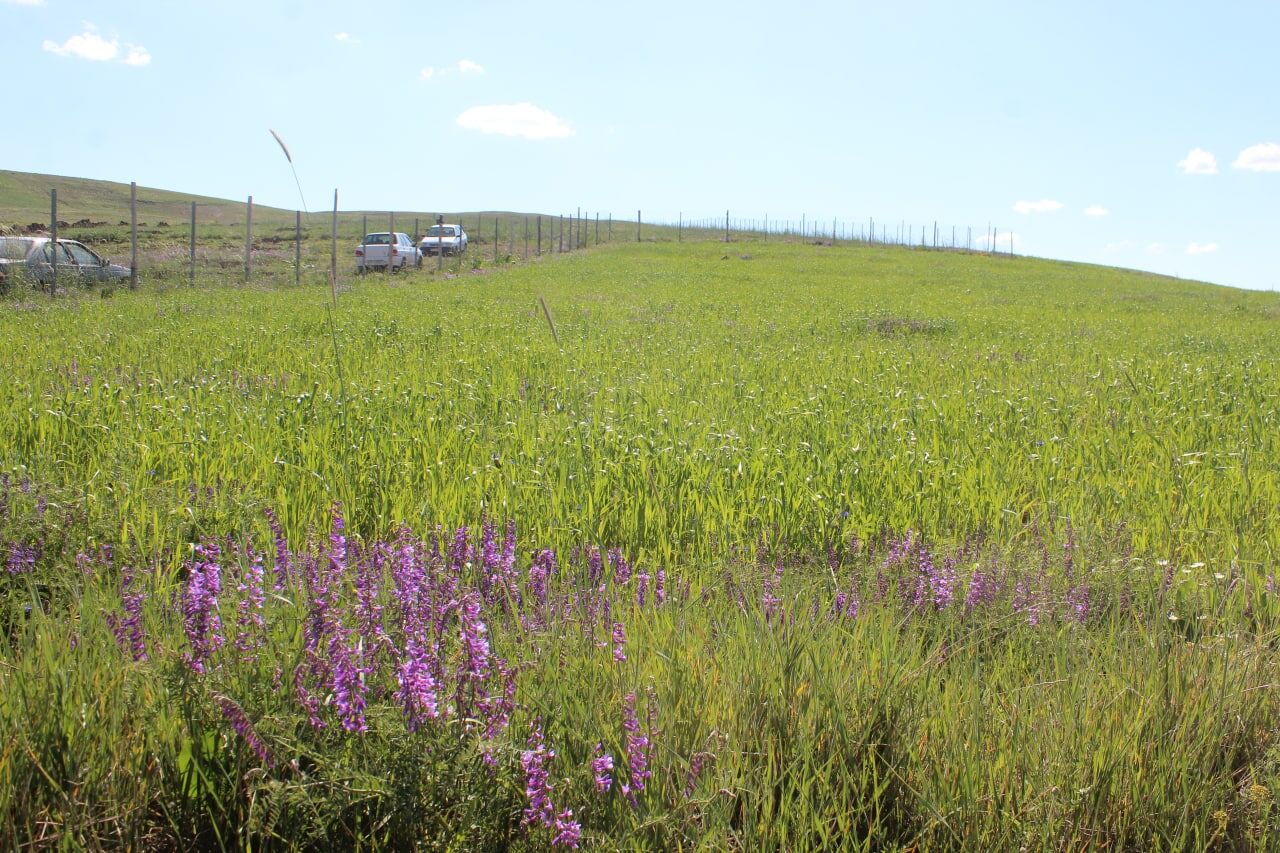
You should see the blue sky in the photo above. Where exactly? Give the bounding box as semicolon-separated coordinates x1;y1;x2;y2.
2;0;1277;290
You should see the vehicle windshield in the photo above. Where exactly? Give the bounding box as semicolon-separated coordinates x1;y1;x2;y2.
425;226;456;238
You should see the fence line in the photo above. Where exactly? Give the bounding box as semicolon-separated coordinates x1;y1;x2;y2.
12;185;1015;294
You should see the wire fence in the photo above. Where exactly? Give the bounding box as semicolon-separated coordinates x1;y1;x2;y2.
1;184;1015;296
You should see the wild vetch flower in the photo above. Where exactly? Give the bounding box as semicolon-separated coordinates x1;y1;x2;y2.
263;507;290;591
521;719;556;828
1067;583;1091;623
109;565;148;662
501;519;520;597
448;525;471;575
181;542;224;673
459;591;491;682
480;517;500;600
964;565;997;613
332;636;368;733
355;543;388;656
636;571;650;607
762;559;783;621
684;751;714;798
612;621;627;662
217;695;274;767
329;503;349;584
1012;575;1040;627
529;550;556;606
6;541;35;575
655;568;667;605
294;661;326;729
930;553;957;610
479;657;516;741
552;809;582;848
620;692;651;805
587;547;603;587
592;743;615;792
612;549;632;585
396;636;440;730
235;545;267;653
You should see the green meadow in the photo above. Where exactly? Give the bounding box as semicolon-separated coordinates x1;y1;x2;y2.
3;235;1280;849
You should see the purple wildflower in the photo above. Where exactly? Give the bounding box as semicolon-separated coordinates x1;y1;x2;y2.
612;621;627;662
587;547;603;586
684;750;714;798
620;692;651;805
1067;583;1091;623
762;559;783;622
636;571;650;607
521;719;556;828
964;565;997;613
529;549;556;606
332;637;368;733
217;695;274;767
235;545;267;653
929;552;957;610
655;568;667;605
263;507;290;591
592;743;614;792
396;636;440;730
294;662;326;729
6;541;35;575
181;542;224;673
109;565;148;662
552;809;582;848
612;549;632;585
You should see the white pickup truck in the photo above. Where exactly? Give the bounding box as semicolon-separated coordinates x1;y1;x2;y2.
355;232;419;272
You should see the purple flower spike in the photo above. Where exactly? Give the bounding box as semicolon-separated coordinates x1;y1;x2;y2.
612;622;627;662
636;571;650;607
521;719;556;828
217;695;275;767
655;568;667;605
181;542;224;673
332;637;368;733
592;743;614;793
552;809;582;848
620;692;651;805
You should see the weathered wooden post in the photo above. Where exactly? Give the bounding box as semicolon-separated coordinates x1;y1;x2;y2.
130;182;138;289
244;195;253;282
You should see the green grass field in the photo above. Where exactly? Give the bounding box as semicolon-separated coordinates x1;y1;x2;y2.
3;204;1280;848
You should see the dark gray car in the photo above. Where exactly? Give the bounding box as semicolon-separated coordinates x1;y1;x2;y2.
0;236;131;291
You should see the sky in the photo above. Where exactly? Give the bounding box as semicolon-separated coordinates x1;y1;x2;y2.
1;0;1277;290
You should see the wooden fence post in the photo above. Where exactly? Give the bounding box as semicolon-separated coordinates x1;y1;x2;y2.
190;201;197;286
361;215;368;275
636;210;641;242
524;216;529;260
49;189;56;297
536;215;542;257
295;210;302;285
130;182;138;289
330;190;338;288
244;195;253;282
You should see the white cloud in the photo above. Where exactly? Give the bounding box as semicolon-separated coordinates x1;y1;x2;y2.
1147;242;1167;255
456;103;573;140
123;44;150;66
1233;142;1280;173
420;66;436;80
1084;204;1110;217
1013;199;1063;215
334;32;351;42
457;59;484;73
42;25;150;66
1177;148;1218;175
1103;240;1133;253
42;29;118;62
3;0;47;6
1186;242;1218;255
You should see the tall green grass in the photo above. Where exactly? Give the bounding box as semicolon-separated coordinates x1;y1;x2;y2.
2;240;1279;848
